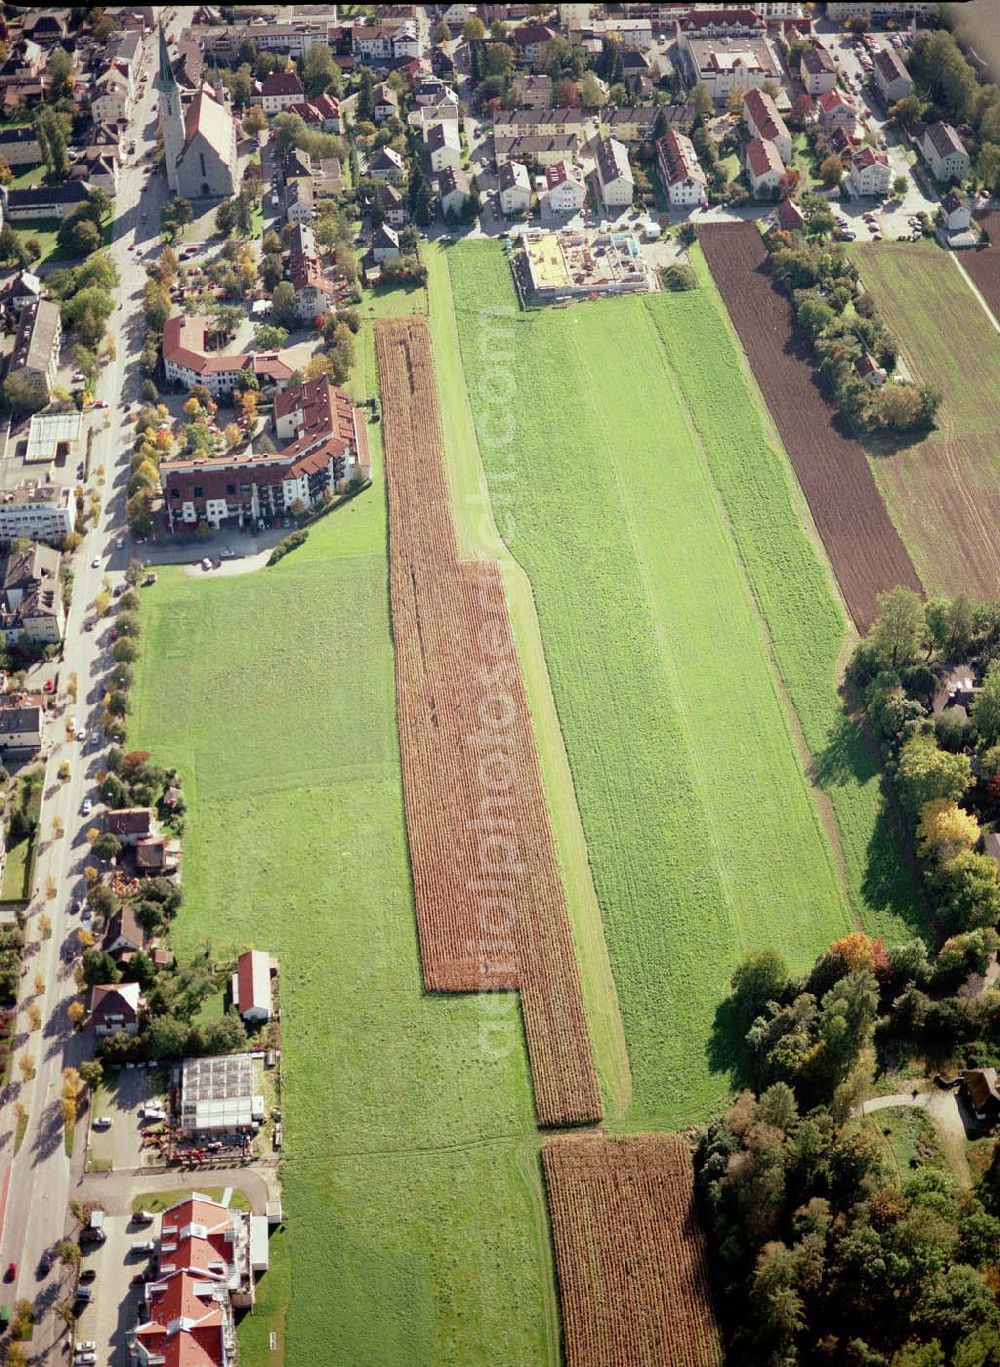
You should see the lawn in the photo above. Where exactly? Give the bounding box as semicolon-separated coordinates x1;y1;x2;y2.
445;243;855;1130
854;243;1000;598
132;295;559;1362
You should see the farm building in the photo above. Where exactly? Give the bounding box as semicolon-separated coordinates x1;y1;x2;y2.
232;950;273;1024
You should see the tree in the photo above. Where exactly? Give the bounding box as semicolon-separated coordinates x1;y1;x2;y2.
869;587;925;670
431;20;450;44
271;279;298;330
91;832;122;863
303;43;341;98
917;799;980;863
34;106;69;180
243;104;267;137
930;850;1000;935
67;1000;86;1029
18;1051;35;1082
463;14;486;41
896;732;971;818
254;323;289;350
972;660;1000;747
660;264;697;292
204;1011;248;1054
79;1059;103;1090
690;82;713;126
819;153;845;188
731;948;789;1022
891;174;908;199
357;67;375;123
147;1014;189;1059
57;1240;80;1268
3;370;48;414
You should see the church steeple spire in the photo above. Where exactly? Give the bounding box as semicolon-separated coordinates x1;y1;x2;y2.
156;22;176;93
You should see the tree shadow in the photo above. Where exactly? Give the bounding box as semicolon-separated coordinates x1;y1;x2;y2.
707;994;756;1094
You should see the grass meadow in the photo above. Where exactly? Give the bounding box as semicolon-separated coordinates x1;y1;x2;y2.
132;304;560;1366
854;244;1000;599
446;243;856;1129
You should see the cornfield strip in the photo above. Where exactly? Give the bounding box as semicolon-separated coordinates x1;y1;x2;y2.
543;1134;722;1367
375;316;601;1128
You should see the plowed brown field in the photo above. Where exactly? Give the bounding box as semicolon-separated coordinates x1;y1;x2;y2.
965;211;1000;320
700;222;922;631
543;1134;722;1367
375;316;601;1128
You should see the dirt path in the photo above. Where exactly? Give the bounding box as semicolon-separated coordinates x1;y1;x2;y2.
856;1090;973;1190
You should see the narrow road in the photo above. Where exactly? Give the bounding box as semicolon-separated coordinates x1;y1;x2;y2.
77;1164;277;1219
0;19;177;1356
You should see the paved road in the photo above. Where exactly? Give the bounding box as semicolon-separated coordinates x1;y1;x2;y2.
77;1164;276;1218
0;15;181;1357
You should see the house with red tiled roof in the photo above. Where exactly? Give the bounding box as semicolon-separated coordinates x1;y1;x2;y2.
816;87;857;134
89;982;142;1036
159;375;371;534
745;137;784;197
743;88;791;164
512;23;555;64
847;145;890;197
162;314;293;400
259;68;304;114
232;950;273;1024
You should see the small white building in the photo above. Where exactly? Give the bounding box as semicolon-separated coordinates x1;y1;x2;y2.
372;223;400;263
259;70;305;114
656;129;707;206
541;160;587;215
593;136;633;209
940;189;971;234
498;160;532;216
847;146;891;197
800;45;837;97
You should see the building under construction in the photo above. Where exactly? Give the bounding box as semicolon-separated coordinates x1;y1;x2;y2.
520;228;653;301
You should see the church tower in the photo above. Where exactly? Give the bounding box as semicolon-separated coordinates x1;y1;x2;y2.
156;24;184;193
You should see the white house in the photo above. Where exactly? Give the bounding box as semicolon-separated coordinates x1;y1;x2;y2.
656;129;707;206
593;137;633;209
847;146;891;197
541;160;587;214
438;166;472;218
498;160;531;216
372;82;399;122
920;121;969;184
367;146;405;184
372;223;400;263
745;137;783;197
259;70;305;114
873;47;912;105
426;119;461;174
743;89;791;165
92;66;131;123
940;189;971;234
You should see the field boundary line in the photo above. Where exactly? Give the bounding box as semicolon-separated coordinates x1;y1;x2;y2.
949;250;1000;336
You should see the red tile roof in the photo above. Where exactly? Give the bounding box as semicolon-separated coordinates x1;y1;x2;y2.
743;88;788;144
746;137;782;178
260;70;303;97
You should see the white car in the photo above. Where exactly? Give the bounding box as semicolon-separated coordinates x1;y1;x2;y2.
76;729;86;742
92;1116;112;1130
75;1344;96;1353
81;799;91;816
91;558;100;569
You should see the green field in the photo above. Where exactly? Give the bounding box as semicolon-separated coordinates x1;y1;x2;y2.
132;304;559;1364
445;243;858;1129
854;243;1000;599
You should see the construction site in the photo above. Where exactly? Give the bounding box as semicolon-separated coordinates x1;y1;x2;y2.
517;228;654;302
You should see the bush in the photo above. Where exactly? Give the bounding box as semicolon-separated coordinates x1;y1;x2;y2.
267;529;308;566
660;264;698;292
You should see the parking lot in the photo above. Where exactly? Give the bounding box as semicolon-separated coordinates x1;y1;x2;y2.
86;1066;168;1174
73;1209;160;1367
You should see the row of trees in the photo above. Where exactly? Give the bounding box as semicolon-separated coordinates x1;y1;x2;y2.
768;238;941;434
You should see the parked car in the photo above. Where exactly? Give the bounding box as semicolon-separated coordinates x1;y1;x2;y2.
76;729;86;742
91;557;100;568
92;1116;112;1130
81;799;91;816
131;1240;156;1255
133;1209;155;1224
79;1268;97;1284
5;1262;16;1281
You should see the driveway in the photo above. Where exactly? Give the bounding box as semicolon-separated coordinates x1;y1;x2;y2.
73;1213;139;1367
855;1087;974;1189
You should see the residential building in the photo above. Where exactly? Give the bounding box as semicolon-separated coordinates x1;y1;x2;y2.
770;197;806;234
0;703;42;753
426;119;462;173
745;137;784;197
675;9;766;40
743;88;792;164
92;65;133;123
513;73;553;108
163;314;293;400
800;44;837;96
372;223;400;263
681;35;783;104
201;18;331;62
493;108;589;138
4;182;94;221
104;904;147;961
847;145;890;197
498;160;532;216
602;107;657;146
816;87;857;134
541;159;587;214
657;129;708;206
351;22;419;66
0;481;72;545
512;23;555;65
8;299;61;401
0;543;63;645
826;2;937;19
106;808;153;845
494;132;581;169
857;351;886;386
367;146;405;184
161;375;370;533
285;178;315;226
259;69;305;114
920;121;969;184
288;223;343;320
157;25;239;199
408;101;462;133
438;165;472;218
232;950;273;1024
593;137;634;209
961;1069;1000;1126
89;982;141;1037
0;270;41;315
873;47;912;104
414;76;457;108
379;182;409;228
372;81;399;121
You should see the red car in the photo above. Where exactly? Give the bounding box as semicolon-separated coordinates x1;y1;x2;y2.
43;679;55;693
5;1262;16;1281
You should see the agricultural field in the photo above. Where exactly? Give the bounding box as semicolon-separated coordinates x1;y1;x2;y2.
446;242;854;1130
542;1135;721;1367
699;222;922;632
964;210;1000;319
376;315;600;1128
131;320;562;1363
853;243;1000;598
